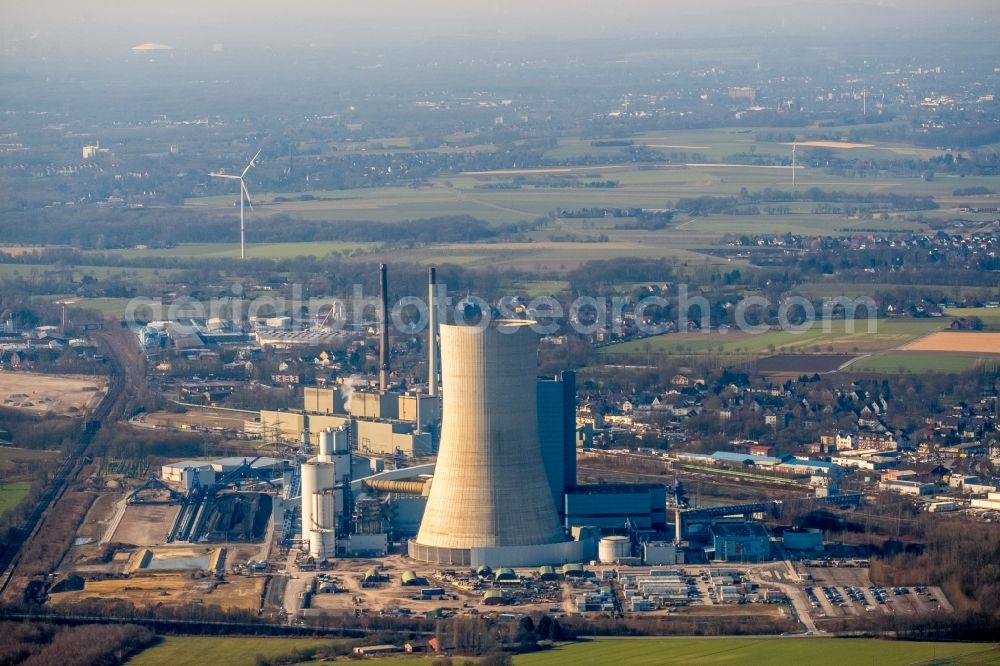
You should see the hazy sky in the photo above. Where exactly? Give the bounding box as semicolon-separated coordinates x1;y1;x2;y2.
3;1;996;56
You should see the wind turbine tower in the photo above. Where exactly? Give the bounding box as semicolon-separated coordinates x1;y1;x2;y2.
210;148;262;259
791;142;797;189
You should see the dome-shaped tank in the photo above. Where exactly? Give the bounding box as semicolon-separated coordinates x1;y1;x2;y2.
599;535;632;563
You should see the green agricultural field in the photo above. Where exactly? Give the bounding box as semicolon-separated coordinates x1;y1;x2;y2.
106;241;377;260
846;351;989;374
32;296;136;319
515;638;1000;666
793;283;997;301
185;152;949;233
383;239;731;270
127;637;350;666
512;280;571;297
544;125;952;164
187;184;540;225
0;480;31;513
0;263;183;284
601;319;947;357
162;133;990;267
944;307;1000;328
312;654;438;666
672;211;927;236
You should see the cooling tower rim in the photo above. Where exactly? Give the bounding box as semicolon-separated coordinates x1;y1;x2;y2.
441;319;537;332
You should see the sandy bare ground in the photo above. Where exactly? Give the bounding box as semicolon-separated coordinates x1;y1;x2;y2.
0;246;46;256
51;574;265;612
900;331;1000;353
783;141;875;149
112;504;180;546
0;371;106;415
143;406;255;431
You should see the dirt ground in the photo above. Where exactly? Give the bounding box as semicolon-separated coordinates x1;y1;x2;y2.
308;555;566;616
0;371;106;415
141;407;255;431
112;504;180;546
900;331;1000;353
77;493;119;542
50;573;266;612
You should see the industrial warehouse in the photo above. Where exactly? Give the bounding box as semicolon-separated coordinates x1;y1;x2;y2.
43;266;951;624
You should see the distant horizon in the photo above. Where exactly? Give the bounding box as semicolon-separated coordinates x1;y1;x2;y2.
2;0;996;61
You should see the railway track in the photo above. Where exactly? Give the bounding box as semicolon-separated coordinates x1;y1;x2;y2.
0;330;128;595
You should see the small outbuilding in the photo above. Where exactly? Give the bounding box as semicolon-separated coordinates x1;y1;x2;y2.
401;570;428;586
483;589;505;606
538;565;559;581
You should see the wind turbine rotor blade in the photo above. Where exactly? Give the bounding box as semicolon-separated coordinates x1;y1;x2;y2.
242;148;263;177
242;181;253;209
210;172;241;180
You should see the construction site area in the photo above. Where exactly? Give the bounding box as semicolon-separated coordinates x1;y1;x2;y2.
40;453;282;614
0;371;106;416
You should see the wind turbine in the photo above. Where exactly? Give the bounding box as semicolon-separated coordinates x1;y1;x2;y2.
210;148;262;259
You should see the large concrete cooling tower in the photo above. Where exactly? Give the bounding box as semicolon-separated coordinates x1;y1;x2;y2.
411;319;580;567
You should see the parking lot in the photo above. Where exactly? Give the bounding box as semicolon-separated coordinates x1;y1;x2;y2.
799;564;952;620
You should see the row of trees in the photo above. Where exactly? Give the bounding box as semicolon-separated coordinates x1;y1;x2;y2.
674;188;939;217
0;621;156;666
0;206;536;249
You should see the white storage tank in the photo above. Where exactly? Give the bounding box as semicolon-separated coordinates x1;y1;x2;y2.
309;528;335;559
599;535;632;563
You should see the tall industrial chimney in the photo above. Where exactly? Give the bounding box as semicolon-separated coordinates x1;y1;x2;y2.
379;263;389;393
411;320;569;566
428;267;438;397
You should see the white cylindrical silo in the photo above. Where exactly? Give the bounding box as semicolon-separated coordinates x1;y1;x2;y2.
412;320;566;565
332;425;349;453
301;460;335;539
316;428;333;462
312;491;335;531
599;536;632;563
318;428;334;462
308;528;335;559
